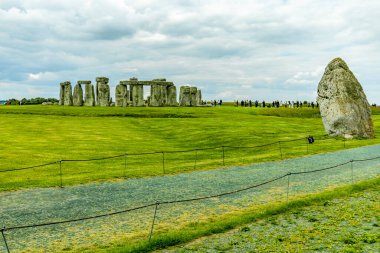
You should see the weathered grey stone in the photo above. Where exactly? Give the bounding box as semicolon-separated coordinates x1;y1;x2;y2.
179;86;191;106
96;77;110;106
84;82;95;106
60;81;73;106
317;58;374;139
73;83;84;106
59;83;65;105
167;85;177;106
152;78;166;82
78;80;91;85
196;89;202;106
190;87;197;106
131;85;144;106
115;83;129;107
150;84;163;106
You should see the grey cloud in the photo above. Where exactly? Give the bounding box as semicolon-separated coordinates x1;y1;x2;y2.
0;0;380;103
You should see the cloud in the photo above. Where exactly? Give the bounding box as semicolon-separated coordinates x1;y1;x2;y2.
0;0;379;103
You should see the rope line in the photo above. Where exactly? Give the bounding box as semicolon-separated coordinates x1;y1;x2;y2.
0;134;331;172
4;154;379;232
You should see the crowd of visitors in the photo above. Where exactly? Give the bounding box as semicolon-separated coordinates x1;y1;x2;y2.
209;99;319;108
235;100;319;108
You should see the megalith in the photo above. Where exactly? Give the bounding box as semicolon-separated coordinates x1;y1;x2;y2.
115;82;129;107
96;77;111;106
190;87;198;106
59;81;73;106
131;84;144;106
150;84;163;106
196;89;202;106
73;82;84;106
317;58;374;139
167;85;177;106
82;81;95;106
179;86;191;106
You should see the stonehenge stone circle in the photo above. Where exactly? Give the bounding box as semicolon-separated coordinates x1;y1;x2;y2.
317;58;374;139
96;77;111;107
59;81;73;106
59;77;201;107
73;82;84;106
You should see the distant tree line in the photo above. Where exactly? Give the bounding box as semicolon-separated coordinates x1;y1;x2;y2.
4;97;59;105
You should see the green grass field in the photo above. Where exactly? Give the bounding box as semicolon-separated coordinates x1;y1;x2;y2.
159;182;380;253
0;105;380;191
1;104;379;252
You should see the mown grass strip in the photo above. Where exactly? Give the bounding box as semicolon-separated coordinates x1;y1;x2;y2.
103;177;380;253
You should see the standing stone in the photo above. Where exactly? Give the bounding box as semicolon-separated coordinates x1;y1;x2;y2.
317;58;374;139
60;81;73;106
190;87;197;106
82;81;95;106
196;89;202;106
115;82;129;107
59;83;65;105
161;85;168;105
167;85;177;106
73;82;84;106
179;86;191;106
150;84;163;106
96;77;111;106
131;84;144;106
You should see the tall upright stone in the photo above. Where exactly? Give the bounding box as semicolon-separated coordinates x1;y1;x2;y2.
167;85;177;106
131;84;144;106
59;83;65;105
96;77;110;107
59;81;73;106
161;85;168;105
73;82;84;106
82;81;95;106
150;84;163;106
196;89;202;106
115;82;129;107
317;58;374;139
179;86;191;106
190;87;197;106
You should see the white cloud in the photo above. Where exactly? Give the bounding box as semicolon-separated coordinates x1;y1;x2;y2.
0;0;379;103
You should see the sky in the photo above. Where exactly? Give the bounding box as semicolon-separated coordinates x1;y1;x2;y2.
0;0;379;103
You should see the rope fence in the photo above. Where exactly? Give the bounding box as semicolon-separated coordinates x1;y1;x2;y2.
1;154;379;252
0;134;347;189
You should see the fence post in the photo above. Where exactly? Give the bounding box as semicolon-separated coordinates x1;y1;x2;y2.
124;154;127;178
149;202;159;241
222;146;225;166
286;173;291;206
278;141;283;159
350;160;354;184
1;227;10;253
59;160;63;188
162;152;165;174
193;150;198;170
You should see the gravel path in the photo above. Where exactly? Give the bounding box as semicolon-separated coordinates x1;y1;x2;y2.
1;144;379;252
